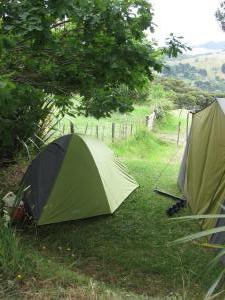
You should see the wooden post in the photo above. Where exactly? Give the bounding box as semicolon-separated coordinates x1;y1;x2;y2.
186;112;189;141
112;123;115;143
102;126;105;141
96;125;99;138
130;124;133;136
85;123;88;135
70;121;74;133
177;121;181;147
145;115;149;127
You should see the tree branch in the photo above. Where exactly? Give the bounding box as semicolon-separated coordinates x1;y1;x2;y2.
51;19;71;29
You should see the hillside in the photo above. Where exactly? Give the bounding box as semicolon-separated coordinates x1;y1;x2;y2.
168;51;225;80
163;48;225;93
1;110;222;299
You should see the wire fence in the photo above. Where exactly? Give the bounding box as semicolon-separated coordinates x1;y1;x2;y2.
70;120;146;143
56;116;152;143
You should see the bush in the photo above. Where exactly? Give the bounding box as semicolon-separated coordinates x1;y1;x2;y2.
155;77;225;110
147;83;175;118
0;78;74;159
0;80;50;159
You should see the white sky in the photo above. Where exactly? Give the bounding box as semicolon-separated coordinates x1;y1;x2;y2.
150;0;225;46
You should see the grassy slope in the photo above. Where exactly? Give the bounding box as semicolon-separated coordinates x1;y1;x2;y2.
169;52;225;79
23;115;222;298
0;109;223;299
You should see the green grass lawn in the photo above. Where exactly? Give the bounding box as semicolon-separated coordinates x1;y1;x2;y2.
0;109;223;299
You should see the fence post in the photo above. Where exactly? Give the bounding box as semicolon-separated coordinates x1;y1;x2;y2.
119;124;121;138
125;123;128;139
177;121;181;147
85;123;88;134
70;121;74;133
96;125;99;139
145;115;150;127
102;126;105;141
112;123;115;143
146;112;156;131
186;112;190;141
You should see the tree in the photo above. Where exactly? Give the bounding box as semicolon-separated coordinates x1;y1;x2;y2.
0;0;188;158
221;63;225;74
216;1;225;31
162;63;207;80
198;68;207;77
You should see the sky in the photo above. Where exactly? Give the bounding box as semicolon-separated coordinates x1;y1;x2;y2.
150;0;225;46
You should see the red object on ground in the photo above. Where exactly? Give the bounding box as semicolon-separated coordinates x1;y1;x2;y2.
12;206;26;221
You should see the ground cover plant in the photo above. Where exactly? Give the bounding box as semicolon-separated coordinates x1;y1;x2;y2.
0;109;223;299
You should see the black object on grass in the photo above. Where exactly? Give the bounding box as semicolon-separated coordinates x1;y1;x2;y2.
166;200;187;217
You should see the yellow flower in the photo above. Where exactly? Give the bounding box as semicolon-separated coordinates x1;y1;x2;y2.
16;274;22;280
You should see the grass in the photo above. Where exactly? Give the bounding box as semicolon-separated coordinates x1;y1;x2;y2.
0;107;223;299
154;110;188;134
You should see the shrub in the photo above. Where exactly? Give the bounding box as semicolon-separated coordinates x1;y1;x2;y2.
155;77;225;110
0;78;73;159
0;80;49;159
147;83;175;118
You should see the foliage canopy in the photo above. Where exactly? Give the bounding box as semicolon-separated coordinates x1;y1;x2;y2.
0;0;187;157
216;1;225;31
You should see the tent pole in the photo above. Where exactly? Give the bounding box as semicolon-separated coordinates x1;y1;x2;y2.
154;188;185;202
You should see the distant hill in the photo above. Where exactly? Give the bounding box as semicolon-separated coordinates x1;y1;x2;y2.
164;51;225;92
168;51;225;80
194;41;225;51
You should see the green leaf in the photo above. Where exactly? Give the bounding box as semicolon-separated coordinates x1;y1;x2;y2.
171;226;225;245
172;214;225;221
204;270;225;300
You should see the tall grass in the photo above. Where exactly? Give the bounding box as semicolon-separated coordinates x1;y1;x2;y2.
0;222;35;278
112;128;170;160
172;214;225;299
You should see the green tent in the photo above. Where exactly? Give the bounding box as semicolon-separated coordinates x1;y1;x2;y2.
178;98;225;243
23;134;138;225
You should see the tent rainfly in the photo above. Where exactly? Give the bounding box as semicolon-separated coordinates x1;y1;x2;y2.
22;134;138;225
178;98;225;244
